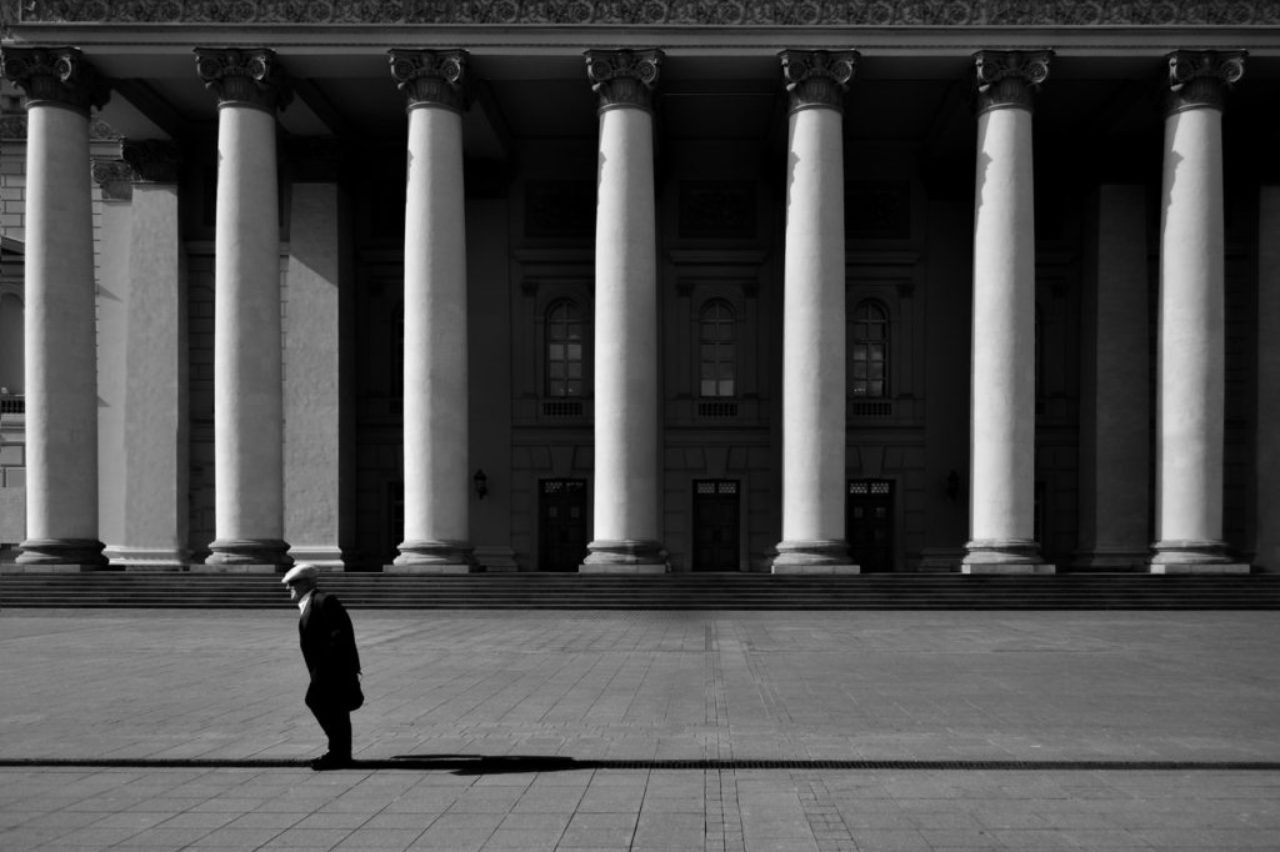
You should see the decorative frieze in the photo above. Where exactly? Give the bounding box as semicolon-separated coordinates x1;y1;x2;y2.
1165;50;1246;114
123;138;181;183
0;47;109;115
194;47;292;113
387;49;469;112
779;50;857;113
17;0;1280;25
974;50;1052;113
585;49;662;112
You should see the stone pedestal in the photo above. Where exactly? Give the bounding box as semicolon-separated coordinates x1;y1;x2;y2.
963;51;1052;575
581;50;666;573
771;50;860;575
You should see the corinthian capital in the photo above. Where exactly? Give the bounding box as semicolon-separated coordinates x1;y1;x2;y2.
123;139;182;183
194;47;292;113
974;50;1052;114
585;49;663;112
779;50;858;113
1166;50;1246;114
0;46;110;115
387;49;469;112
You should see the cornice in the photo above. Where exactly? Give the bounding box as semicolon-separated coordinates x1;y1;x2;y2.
15;1;1280;26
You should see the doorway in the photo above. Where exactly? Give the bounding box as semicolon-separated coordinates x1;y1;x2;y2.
539;479;588;572
693;479;740;571
847;479;895;572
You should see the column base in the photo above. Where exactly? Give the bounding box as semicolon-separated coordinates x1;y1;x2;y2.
1070;548;1151;573
772;540;859;574
962;539;1055;574
580;540;667;573
104;546;188;571
390;540;476;573
205;539;291;569
16;538;107;569
1149;540;1250;574
286;545;348;572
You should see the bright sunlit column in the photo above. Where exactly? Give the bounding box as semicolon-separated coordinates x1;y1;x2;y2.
196;48;292;569
772;49;860;575
963;50;1053;574
581;49;666;573
1151;50;1249;574
2;47;109;569
387;50;474;572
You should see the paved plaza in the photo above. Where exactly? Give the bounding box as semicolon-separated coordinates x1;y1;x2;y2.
0;606;1278;851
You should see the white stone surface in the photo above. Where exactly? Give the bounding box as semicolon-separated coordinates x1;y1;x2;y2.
396;104;471;565
21;103;100;554
210;105;286;562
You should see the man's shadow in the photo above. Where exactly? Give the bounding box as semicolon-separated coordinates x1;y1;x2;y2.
354;754;586;775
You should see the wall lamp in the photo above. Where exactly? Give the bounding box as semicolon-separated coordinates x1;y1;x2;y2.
473;469;489;500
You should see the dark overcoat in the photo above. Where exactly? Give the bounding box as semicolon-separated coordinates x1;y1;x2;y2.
299;591;363;712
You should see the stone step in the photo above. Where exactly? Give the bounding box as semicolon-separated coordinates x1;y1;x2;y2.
2;573;1278;609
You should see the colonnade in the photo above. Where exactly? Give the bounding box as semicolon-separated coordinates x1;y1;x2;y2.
0;44;1251;574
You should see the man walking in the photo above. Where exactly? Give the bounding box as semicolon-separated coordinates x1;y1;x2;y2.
282;563;364;770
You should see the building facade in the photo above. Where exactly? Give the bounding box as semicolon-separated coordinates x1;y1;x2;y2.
1;1;1278;575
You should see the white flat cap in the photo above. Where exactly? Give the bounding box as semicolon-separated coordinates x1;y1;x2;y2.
281;563;319;585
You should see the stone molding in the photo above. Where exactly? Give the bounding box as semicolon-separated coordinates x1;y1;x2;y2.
0;46;109;116
779;50;857;113
194;47;292;113
387;49;469;112
585;49;662;112
974;49;1051;113
1165;49;1246;114
16;1;1280;26
92;157;135;200
123;138;181;182
0;113;121;140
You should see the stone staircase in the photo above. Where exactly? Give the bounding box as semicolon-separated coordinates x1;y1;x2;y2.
2;572;1279;609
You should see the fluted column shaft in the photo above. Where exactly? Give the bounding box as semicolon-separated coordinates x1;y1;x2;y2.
773;50;859;574
2;47;108;568
1152;50;1248;573
388;50;473;572
964;51;1052;574
582;49;665;572
196;48;291;568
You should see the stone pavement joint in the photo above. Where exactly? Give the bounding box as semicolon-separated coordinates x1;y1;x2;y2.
1;609;1279;851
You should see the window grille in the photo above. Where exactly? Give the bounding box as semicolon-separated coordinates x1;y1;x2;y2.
696;480;738;495
546;299;586;398
697;401;739;418
699;299;736;398
542;400;584;418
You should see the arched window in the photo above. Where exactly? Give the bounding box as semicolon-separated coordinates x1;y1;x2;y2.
699;299;736;398
546;299;586;397
850;300;889;398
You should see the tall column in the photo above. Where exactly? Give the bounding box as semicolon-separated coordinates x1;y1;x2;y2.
387;50;473;572
582;49;665;573
284;139;352;571
963;50;1053;574
1075;186;1150;571
2;47;109;569
1151;50;1249;574
772;49;859;575
196;48;292;569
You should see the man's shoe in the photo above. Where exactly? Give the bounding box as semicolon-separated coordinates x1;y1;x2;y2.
310;752;353;771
